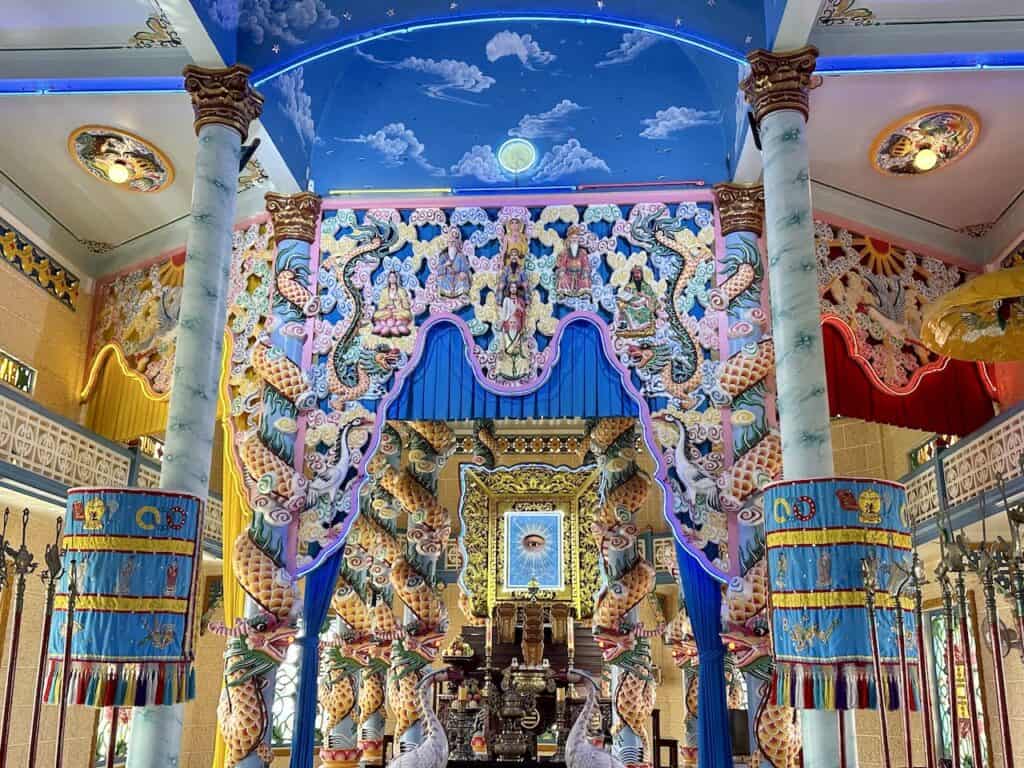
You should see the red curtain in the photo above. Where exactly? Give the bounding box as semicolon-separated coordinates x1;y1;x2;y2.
823;322;994;436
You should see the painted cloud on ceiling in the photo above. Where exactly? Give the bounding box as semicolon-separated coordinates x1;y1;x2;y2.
596;30;659;67
339;123;443;174
640;106;721;139
508;100;584;140
356;49;496;103
485;30;556;69
274;67;318;148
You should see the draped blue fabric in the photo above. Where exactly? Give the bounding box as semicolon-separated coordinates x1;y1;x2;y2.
386;319;637;421
290;549;344;768
677;544;733;768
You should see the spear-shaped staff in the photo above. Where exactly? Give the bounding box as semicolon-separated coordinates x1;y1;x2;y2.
0;508;38;765
862;553;893;768
936;558;961;768
890;556;915;768
910;549;937;768
951;538;985;767
27;517;64;768
53;558;77;768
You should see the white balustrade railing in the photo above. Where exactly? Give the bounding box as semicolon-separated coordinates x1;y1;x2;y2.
904;403;1024;524
0;388;131;488
0;387;223;553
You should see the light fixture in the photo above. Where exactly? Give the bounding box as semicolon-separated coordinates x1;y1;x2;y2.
497;138;537;176
870;106;980;177
68;125;173;192
106;161;131;184
912;147;938;172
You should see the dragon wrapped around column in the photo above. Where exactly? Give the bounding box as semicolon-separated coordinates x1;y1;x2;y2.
218;219;322;767
348;479;401;767
712;218;794;768
319;574;372;767
589;418;661;768
377;421;454;760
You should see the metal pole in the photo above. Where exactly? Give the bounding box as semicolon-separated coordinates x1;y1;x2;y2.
27;518;64;768
1;509;38;766
863;557;893;768
912;554;937;768
54;558;78;768
894;597;914;768
954;572;984;767
105;709;121;768
940;573;962;768
982;565;1014;768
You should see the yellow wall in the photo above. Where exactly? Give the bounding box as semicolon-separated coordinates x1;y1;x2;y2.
0;265;92;421
181;567;227;768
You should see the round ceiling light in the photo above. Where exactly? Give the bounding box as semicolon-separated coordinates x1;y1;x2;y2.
497;138;537;175
870;106;980;176
68;125;174;193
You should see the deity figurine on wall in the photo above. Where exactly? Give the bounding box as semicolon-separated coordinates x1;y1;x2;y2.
555;224;592;298
502;217;529;263
437;227;472;300
372;268;413;337
499;269;529;379
616;266;659;338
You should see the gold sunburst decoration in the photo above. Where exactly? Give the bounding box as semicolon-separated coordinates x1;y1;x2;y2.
68;125;174;192
870;106;980;176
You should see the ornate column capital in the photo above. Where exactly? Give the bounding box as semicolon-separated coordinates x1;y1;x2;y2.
740;46;820;126
713;183;765;237
265;191;323;244
182;64;264;141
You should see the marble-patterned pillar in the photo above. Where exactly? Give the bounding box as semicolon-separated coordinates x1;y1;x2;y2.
740;47;857;768
125;64;263;768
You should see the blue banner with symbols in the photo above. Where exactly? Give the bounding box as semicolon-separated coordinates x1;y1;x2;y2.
764;477;918;711
45;487;203;707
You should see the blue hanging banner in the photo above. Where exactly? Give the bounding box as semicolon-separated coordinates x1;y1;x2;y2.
764;477;918;711
45;487;203;707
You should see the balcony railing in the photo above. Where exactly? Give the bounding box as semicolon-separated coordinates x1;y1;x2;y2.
0;384;222;556
903;401;1024;537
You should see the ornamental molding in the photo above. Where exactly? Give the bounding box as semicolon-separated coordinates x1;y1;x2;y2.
713;183;765;237
265;192;322;244
182;64;264;141
0;215;81;310
741;46;821;126
818;0;878;27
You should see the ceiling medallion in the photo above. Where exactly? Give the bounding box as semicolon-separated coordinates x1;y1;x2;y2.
870;106;980;177
68;125;174;193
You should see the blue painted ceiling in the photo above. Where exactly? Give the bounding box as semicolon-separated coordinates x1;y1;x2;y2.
189;2;765;191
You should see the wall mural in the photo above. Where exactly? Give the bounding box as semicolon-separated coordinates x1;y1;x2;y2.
183;18;748;193
187;0;766;76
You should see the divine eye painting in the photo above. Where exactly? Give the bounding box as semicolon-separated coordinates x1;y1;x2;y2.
504;508;564;591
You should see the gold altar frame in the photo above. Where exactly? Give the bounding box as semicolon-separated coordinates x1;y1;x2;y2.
457;463;601;620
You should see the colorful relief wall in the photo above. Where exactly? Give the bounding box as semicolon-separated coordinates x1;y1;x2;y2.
815;219;973;394
86;203;986;586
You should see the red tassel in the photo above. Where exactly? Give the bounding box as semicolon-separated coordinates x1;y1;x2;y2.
155;664;166;705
